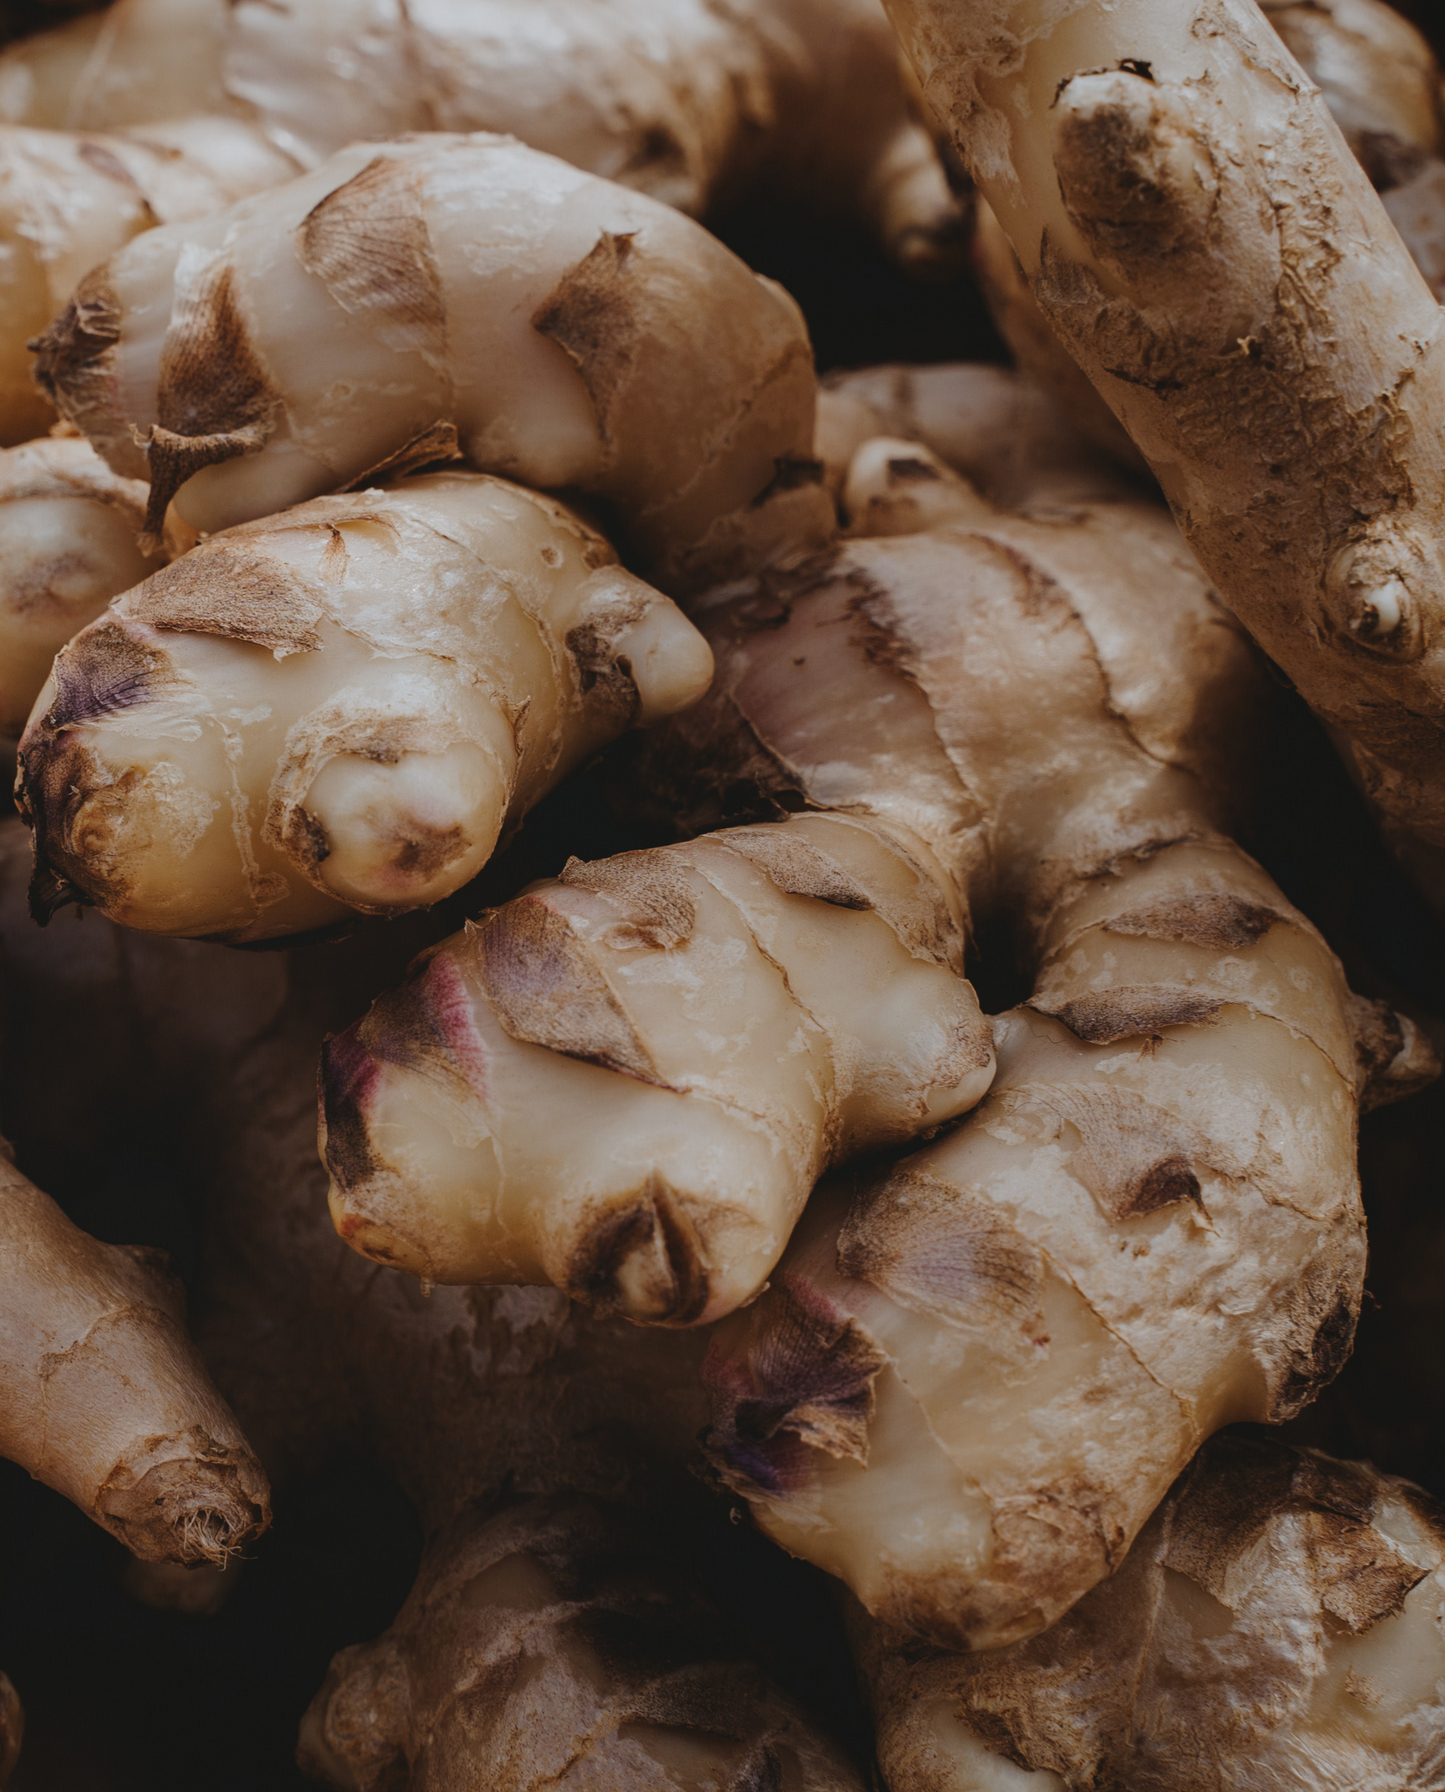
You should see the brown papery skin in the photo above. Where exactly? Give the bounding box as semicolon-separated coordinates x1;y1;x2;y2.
1263;0;1445;302
0;1145;270;1564
0;0;963;273
857;1435;1445;1791
0;115;297;443
881;0;1445;899
30;133;830;590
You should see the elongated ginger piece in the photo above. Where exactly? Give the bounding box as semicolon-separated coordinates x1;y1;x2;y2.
0;0;962;273
0;1147;269;1563
857;1434;1445;1791
882;0;1445;897
31;132;829;586
16;469;712;941
0;433;192;734
0;115;296;444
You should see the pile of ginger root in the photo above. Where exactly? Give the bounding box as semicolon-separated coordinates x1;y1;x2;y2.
4;0;1445;1787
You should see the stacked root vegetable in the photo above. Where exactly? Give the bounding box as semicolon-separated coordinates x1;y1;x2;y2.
1;0;1445;1785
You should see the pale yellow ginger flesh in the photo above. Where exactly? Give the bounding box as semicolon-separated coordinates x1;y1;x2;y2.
0;434;193;733
857;1435;1445;1791
879;0;1445;896
30;132;831;588
0;0;963;272
321;806;995;1322
0;1144;269;1563
0;114;296;443
298;1497;863;1792
16;469;713;941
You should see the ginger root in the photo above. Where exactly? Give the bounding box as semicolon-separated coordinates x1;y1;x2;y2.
191;922;863;1788
881;0;1445;900
0;433;191;734
16;469;712;941
0;0;963;272
0;1146;270;1563
31;132;828;588
298;1497;863;1792
856;1434;1445;1791
0;115;297;443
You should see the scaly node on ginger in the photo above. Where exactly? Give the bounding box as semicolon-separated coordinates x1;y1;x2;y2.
31;132;832;589
17;469;713;941
856;1435;1445;1791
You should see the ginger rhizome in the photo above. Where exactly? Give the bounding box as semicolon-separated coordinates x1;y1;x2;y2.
170;926;862;1790
0;1145;270;1564
0;433;192;734
858;1434;1445;1791
16;469;712;942
32;132;828;589
0;0;962;273
1263;0;1445;301
881;0;1445;902
0;116;296;443
321;425;1430;1649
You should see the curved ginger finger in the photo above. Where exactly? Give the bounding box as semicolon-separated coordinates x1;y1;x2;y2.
0;116;296;444
16;470;712;942
703;828;1430;1648
321;808;995;1324
30;133;830;589
855;1435;1445;1790
0;1148;270;1563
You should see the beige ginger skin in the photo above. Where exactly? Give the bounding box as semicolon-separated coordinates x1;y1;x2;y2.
317;426;1430;1643
316;426;1431;1432
857;1433;1445;1792
880;0;1445;899
31;132;829;589
0;0;962;273
1;881;866;1792
0;1144;270;1565
16;469;713;942
0;114;296;443
0;433;193;734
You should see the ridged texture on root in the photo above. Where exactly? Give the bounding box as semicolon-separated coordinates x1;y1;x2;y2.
856;1434;1445;1791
